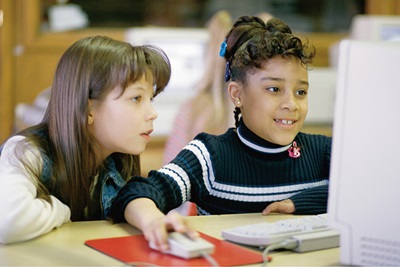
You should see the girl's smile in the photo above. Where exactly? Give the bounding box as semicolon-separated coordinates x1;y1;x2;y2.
229;56;309;146
274;118;297;126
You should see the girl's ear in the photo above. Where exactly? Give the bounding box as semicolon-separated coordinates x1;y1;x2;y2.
88;99;94;125
227;81;242;107
88;114;94;125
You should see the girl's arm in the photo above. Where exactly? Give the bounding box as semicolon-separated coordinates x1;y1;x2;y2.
0;136;71;244
263;184;328;215
288;184;329;214
111;140;208;222
111;140;209;248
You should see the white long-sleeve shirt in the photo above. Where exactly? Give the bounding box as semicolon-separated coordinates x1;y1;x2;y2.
0;136;71;244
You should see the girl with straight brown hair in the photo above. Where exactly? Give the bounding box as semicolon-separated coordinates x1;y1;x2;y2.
0;35;171;244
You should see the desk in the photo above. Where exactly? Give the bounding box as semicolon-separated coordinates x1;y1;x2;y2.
0;213;341;266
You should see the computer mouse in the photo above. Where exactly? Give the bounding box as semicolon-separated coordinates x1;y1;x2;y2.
150;232;215;259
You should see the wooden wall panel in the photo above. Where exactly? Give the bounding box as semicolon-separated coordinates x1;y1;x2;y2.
366;0;400;15
0;0;14;143
9;0;124;140
14;53;60;104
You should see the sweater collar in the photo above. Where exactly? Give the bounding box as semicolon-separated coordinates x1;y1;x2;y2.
236;120;292;154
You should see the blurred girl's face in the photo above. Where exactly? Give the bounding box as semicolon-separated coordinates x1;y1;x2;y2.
233;56;309;145
89;74;158;160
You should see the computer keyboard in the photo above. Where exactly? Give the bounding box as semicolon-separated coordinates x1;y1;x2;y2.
221;214;339;251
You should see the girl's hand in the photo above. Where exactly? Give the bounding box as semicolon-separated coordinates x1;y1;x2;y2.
124;198;199;250
262;199;295;215
142;211;199;251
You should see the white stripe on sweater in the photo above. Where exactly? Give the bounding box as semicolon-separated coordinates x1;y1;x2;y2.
162;140;329;202
159;164;191;202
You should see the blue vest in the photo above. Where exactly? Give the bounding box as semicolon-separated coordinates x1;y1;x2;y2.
40;149;126;219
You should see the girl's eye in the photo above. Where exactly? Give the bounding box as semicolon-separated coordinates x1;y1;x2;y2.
131;96;141;103
296;89;308;96
267;86;280;93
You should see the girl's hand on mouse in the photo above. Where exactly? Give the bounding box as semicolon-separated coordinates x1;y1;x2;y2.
142;210;199;251
262;199;295;215
124;198;198;250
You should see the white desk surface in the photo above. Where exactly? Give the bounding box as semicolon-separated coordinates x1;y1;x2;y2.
0;213;342;266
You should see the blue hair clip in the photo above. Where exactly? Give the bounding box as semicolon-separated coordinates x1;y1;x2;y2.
219;40;227;57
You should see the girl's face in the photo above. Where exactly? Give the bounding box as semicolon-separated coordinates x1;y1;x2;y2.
89;74;157;160
230;56;309;145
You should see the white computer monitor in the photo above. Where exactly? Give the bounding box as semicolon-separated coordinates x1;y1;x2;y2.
330;15;400;68
350;15;400;41
328;40;400;266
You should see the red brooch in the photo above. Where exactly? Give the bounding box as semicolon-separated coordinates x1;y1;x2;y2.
288;141;301;158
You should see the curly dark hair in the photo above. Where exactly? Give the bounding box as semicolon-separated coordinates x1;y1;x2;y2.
223;16;316;127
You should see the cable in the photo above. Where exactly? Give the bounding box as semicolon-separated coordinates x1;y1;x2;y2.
261;239;298;267
201;251;220;267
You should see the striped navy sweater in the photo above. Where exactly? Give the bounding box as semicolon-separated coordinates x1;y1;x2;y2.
111;123;331;221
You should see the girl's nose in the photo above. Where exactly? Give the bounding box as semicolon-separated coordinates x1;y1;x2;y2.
147;103;158;121
281;93;299;111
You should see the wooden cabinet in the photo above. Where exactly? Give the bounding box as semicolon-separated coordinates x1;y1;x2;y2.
0;0;125;143
0;0;14;143
12;1;125;109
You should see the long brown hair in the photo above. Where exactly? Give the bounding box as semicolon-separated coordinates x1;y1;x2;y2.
16;36;171;221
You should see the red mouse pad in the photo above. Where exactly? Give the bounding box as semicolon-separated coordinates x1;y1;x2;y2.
85;232;263;266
